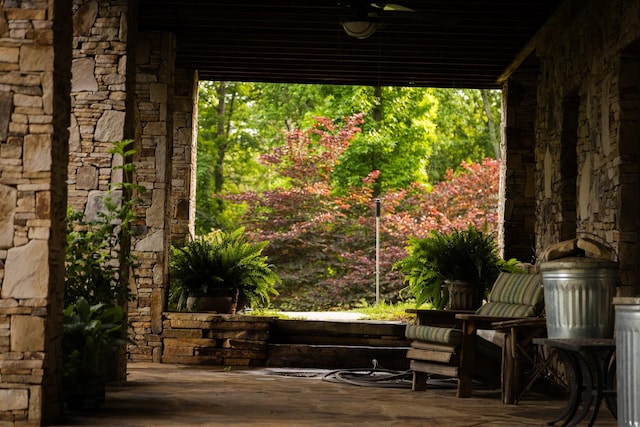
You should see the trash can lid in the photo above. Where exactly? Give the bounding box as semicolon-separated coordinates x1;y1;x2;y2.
613;297;640;305
540;257;618;271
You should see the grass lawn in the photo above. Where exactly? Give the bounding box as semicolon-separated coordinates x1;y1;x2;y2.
252;301;433;322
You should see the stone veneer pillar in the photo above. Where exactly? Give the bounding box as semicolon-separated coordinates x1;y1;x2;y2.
529;0;640;294
0;0;72;424
129;32;175;362
171;68;198;248
68;0;136;214
68;0;136;385
499;58;539;264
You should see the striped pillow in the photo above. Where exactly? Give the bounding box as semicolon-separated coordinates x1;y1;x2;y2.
476;272;544;317
475;301;536;317
405;324;462;345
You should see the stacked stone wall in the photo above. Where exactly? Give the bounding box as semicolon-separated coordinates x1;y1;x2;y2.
69;0;135;213
162;313;274;366
500;60;539;264
0;0;71;424
171;68;197;247
129;31;175;363
530;0;640;293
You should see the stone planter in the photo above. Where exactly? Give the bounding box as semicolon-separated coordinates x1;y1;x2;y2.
614;297;640;426
446;280;483;311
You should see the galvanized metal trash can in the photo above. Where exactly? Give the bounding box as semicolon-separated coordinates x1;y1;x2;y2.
615;297;640;427
540;257;618;339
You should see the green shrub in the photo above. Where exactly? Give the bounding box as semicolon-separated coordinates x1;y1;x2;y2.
394;224;520;309
169;228;280;311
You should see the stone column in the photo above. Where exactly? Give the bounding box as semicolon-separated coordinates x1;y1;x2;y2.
500;57;539;263
68;0;136;386
617;45;640;295
129;32;175;363
69;0;136;213
0;0;72;424
171;68;198;248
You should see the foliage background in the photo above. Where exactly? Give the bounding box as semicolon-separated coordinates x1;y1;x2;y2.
195;83;503;310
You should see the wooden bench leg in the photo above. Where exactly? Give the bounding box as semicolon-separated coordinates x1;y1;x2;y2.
502;332;520;404
412;371;428;391
456;320;477;398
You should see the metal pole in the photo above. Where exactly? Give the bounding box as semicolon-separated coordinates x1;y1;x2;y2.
375;198;381;305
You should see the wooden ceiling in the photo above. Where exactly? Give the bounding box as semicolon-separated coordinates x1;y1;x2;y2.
136;1;563;89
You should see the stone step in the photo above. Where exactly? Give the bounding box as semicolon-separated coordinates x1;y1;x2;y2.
266;343;410;371
270;318;407;341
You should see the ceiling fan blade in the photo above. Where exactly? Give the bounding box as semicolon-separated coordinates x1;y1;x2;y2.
372;3;415;12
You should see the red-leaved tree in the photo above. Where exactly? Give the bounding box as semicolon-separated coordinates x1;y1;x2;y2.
224;116;500;310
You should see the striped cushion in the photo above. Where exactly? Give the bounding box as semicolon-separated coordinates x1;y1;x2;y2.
485;272;543;309
475;301;536;317
405;324;462;345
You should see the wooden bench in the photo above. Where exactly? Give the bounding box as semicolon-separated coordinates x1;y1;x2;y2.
405;272;545;399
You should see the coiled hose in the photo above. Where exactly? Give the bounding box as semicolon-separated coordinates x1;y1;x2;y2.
321;359;413;388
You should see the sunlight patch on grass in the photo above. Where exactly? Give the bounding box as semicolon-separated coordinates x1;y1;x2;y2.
248;302;434;322
350;301;434;322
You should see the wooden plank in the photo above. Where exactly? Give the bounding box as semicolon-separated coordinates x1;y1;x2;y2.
410;341;457;353
410;360;458;378
406;348;457;364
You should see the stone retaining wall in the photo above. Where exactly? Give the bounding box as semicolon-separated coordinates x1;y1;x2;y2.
161;313;275;366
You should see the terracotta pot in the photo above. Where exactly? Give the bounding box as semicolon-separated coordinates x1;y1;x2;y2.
445;280;483;311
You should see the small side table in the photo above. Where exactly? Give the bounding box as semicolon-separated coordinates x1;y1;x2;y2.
533;338;616;427
492;317;547;404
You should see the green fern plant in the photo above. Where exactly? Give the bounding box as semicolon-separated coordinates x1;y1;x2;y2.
169;228;280;311
394;224;520;309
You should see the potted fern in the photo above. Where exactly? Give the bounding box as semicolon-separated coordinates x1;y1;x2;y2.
395;225;519;310
169;228;280;313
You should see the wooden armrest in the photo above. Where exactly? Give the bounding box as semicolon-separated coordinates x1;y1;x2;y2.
455;314;526;330
491;317;546;332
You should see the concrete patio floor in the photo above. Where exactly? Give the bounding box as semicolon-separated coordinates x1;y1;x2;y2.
58;362;618;426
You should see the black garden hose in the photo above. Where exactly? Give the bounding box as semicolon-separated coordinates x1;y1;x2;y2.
321;359;413;388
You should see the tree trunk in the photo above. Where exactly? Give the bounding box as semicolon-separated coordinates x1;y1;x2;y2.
481;89;500;158
213;83;237;194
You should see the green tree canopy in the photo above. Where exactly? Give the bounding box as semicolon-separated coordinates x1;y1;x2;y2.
195;81;501;234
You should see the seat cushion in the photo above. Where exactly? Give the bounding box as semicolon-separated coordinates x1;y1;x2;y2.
475;301;537;317
405;324;462;346
477;272;544;317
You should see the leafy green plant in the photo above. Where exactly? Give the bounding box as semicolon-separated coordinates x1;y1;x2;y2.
62;297;131;408
169;228;280;311
394;224;520;309
63;140;142;408
65;140;143;307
